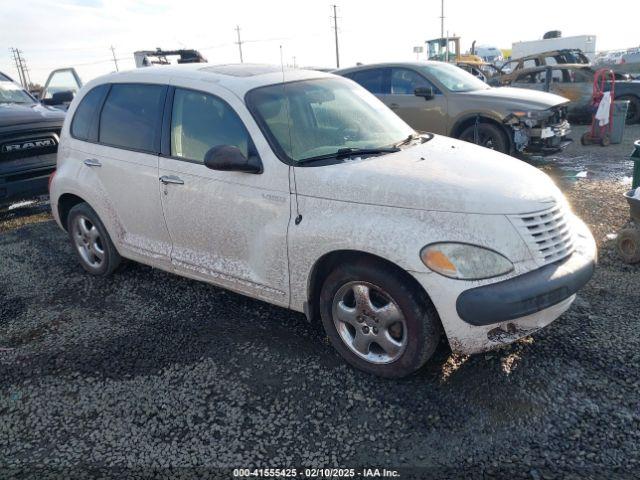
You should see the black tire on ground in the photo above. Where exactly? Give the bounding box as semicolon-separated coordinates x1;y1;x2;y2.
319;259;441;378
458;122;509;154
580;131;591;145
618;95;640;124
66;202;122;276
601;134;611;147
617;227;640;264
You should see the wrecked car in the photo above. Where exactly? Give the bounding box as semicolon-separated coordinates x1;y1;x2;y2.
336;61;572;155
50;64;597;378
499;49;590;76
502;64;640;124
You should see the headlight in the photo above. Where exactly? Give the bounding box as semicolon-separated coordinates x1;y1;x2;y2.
510;109;550;120
420;243;514;280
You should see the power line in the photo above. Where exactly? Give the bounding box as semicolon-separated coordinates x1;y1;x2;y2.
235;25;244;63
331;5;340;68
110;45;119;71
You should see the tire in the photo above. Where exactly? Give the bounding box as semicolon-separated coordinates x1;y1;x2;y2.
66;203;122;276
600;134;610;147
618;95;640;124
458;122;509;154
580;131;592;145
319;259;441;378
617;227;640;264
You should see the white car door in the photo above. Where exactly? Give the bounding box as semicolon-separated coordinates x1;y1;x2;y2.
78;82;173;266
158;84;291;306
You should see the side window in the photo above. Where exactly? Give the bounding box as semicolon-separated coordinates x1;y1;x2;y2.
345;69;387;94
99;83;165;152
70;85;108;141
390;68;437;94
170;88;250;162
523;59;538;69
515;72;535;83
545;56;558;66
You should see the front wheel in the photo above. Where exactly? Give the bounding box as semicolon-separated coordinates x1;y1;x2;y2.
319;260;441;378
458;122;509;154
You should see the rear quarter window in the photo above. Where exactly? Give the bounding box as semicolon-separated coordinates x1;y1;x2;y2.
99;83;166;152
70;85;108;141
344;69;388;94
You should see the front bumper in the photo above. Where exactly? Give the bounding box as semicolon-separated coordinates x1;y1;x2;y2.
0;164;55;206
456;247;595;326
411;215;597;355
524;120;573;155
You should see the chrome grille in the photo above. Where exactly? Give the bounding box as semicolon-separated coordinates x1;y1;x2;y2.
510;204;575;266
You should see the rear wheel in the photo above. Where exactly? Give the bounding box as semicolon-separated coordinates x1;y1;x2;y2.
458;122;509;154
67;203;122;276
319;259;440;378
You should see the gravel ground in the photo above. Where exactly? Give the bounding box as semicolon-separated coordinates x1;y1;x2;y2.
1;128;639;479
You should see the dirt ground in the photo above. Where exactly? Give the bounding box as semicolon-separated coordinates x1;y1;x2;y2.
1;125;639;479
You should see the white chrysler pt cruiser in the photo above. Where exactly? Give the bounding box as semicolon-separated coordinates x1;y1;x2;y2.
50;64;596;377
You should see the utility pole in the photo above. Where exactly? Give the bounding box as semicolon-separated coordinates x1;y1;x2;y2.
235;25;244;63
110;45;119;71
10;49;24;88
440;0;445;40
10;48;29;89
331;5;340;68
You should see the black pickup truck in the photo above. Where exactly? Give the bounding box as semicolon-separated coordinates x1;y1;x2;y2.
0;70;80;206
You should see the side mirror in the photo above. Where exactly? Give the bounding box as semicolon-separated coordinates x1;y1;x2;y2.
414;87;434;100
42;90;74;106
204;145;262;174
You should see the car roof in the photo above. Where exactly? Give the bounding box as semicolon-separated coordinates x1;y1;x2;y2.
335;61;443;74
516;49;586;61
86;63;334;97
510;64;592;74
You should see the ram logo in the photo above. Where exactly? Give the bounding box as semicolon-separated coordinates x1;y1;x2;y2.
1;137;57;153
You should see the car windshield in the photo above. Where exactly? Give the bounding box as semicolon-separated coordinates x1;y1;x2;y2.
0;81;35;104
417;63;490;92
247;77;414;163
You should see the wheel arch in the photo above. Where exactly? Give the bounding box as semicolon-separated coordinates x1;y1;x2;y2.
57;193;89;231
450;114;513;151
305;249;440;328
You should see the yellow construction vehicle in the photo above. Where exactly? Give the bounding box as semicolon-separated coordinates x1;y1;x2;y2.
425;36;483;63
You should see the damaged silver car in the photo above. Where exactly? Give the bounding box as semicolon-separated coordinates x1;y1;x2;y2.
336;61;572;156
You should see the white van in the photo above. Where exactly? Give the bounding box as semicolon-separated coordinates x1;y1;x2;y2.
50;64;596;377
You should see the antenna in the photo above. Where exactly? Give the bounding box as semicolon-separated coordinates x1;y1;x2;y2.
280;45;302;225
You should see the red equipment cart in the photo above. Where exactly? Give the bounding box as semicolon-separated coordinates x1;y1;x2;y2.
581;68;616;146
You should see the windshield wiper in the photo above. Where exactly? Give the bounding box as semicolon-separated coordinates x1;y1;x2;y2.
394;134;418;148
297;146;400;164
393;133;434;148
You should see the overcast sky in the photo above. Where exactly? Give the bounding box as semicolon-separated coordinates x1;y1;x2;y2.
2;0;639;85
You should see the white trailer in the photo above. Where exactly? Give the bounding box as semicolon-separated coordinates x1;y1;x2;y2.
512;35;597;61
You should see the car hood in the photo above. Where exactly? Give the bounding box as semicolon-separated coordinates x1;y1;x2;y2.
295;135;564;215
459;86;570;110
0;102;66;129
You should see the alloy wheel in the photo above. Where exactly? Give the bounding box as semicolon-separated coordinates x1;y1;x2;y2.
332;281;407;364
72;214;105;269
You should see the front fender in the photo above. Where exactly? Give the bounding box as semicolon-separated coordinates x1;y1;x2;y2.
287;196;532;313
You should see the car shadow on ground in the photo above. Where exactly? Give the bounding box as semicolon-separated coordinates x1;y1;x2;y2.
1;221;553;420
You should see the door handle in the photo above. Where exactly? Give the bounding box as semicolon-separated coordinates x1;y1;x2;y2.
83;158;101;167
159;175;184;185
